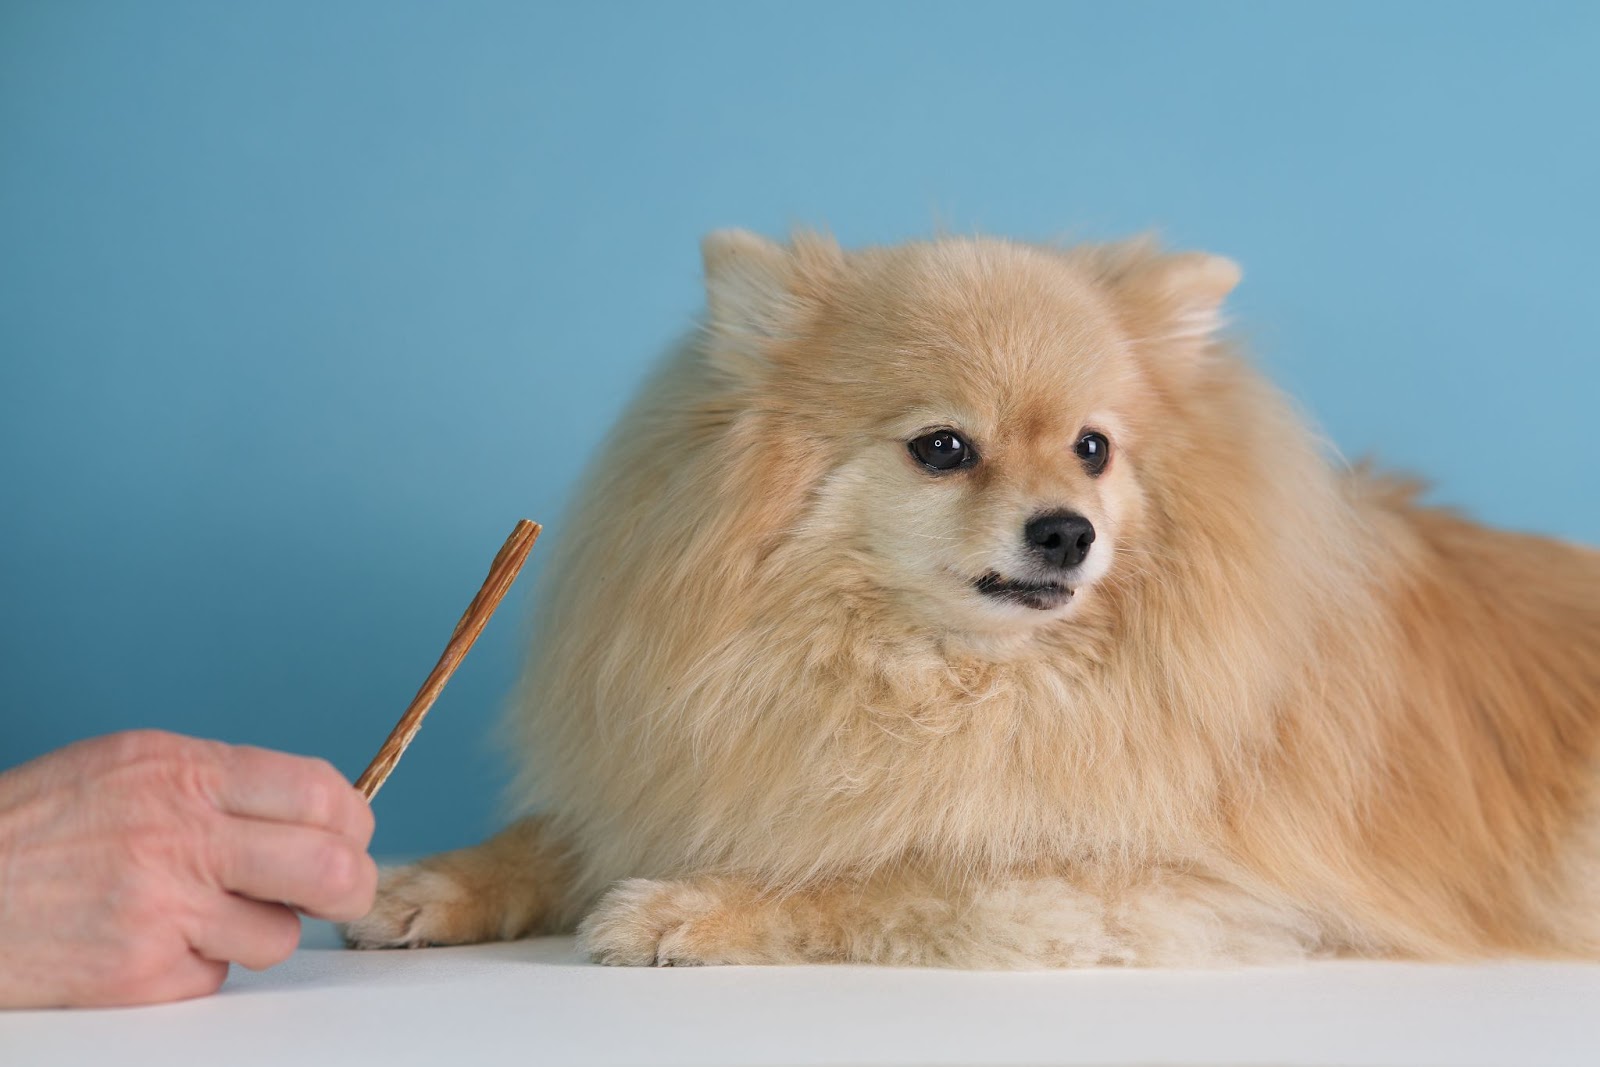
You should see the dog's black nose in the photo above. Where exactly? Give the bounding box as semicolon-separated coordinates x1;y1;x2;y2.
1024;511;1095;570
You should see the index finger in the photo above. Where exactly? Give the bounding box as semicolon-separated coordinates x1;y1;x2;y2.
211;744;375;847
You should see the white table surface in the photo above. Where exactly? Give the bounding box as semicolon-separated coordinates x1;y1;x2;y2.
5;920;1597;1066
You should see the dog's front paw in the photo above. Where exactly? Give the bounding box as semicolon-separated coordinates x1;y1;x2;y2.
341;866;467;949
578;878;754;966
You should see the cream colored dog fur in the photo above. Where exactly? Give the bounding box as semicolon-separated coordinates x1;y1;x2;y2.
345;231;1600;967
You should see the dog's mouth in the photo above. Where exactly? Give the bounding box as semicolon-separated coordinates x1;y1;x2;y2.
972;572;1075;611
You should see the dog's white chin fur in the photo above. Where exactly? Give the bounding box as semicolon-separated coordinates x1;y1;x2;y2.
958;548;1113;631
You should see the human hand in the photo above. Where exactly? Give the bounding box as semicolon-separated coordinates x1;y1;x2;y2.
0;730;377;1007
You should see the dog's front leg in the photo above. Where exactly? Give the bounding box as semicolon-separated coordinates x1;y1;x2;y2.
343;815;576;949
578;871;1011;967
578;869;1323;967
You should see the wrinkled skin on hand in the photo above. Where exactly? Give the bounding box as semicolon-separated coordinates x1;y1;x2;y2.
0;730;377;1008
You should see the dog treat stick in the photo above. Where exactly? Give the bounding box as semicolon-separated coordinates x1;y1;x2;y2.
355;519;542;801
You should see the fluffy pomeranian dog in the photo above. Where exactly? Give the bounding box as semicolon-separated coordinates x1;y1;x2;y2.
346;231;1600;966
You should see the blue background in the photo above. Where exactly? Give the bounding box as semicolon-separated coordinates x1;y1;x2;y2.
3;2;1597;856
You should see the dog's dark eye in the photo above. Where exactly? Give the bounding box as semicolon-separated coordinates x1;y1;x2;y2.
908;429;976;472
1075;431;1110;476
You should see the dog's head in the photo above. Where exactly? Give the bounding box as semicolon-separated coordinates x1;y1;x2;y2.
698;230;1240;644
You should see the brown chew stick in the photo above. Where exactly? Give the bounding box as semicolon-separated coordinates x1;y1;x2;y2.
355;519;542;800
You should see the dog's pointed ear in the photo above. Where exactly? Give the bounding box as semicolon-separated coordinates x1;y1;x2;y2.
702;229;795;340
701;229;842;381
1087;240;1241;346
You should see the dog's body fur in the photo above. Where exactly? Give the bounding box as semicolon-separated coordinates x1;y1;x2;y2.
346;232;1600;966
